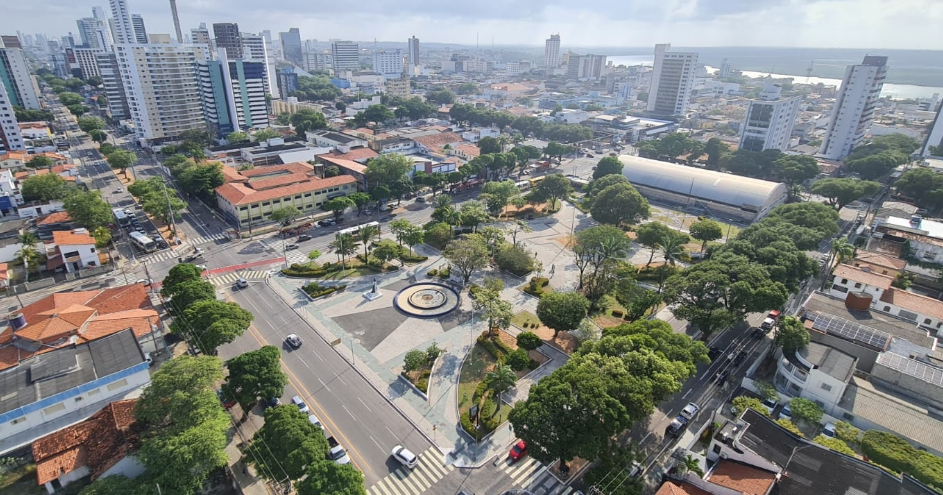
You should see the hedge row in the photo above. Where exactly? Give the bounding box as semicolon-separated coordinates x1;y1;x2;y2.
302;282;347;298
461;411;485;441
861;430;943;492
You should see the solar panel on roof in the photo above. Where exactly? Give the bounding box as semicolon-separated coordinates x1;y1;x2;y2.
808;312;891;350
879;353;943;387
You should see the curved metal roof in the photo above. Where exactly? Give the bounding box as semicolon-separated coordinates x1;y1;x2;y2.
618;155;787;209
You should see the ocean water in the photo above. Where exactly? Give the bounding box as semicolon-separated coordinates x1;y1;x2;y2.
602;47;943;99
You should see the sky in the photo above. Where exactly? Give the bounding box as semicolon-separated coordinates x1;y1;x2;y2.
5;0;942;50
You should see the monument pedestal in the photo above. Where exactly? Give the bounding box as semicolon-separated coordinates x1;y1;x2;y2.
363;278;383;301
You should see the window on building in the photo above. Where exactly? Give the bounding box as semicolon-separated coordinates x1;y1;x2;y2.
262;201;270;206
712;445;722;454
295;195;301;200
107;379;129;391
883;306;891;312
899;310;918;321
841;278;848;284
788;383;801;395
304;193;312;197
854;283;862;289
813;400;825;409
842;412;855;421
240;206;248;211
925;318;933;325
821;383;832;392
43;402;67;416
87;388;101;397
252;216;262;221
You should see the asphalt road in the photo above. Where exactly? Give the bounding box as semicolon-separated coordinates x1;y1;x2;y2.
218;282;433;486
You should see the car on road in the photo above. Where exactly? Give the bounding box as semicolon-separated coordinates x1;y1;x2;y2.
195;264;208;272
762;398;778;415
666;416;689;437
308;414;324;430
715;369;730;383
327;437;351;465
509;440;527;462
235;277;249;289
733;350;748;366
415;195;426;203
135;278;152;287
707;346;722;361
298;234;312;241
292;395;310;413
392;445;418;469
284;243;299;251
218;390;236;409
680;402;700;421
822;422;837;438
285;334;302;348
318;219;335;227
262;397;280;410
628;461;643;478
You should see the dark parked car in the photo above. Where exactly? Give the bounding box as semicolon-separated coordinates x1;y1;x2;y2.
284;243;299;251
733;350;748;366
262;397;280;410
298;234;312;241
666;416;689;437
715;369;730;383
707;346;722;361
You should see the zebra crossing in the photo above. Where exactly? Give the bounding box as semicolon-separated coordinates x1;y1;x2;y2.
136;232;228;264
496;457;571;495
184;232;229;246
208;270;269;287
259;238;310;265
367;447;453;495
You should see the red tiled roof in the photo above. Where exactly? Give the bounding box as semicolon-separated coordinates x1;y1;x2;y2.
854;251;907;271
52;230;95;246
453;143;481;157
0;151;28;162
238;162;313;178
37;211;72;226
331;147;378;162
0;262;7;281
833;264;894;290
250;172;311;190
413;132;463;153
317;154;367;174
880;289;943;321
216;174;356;206
33;399;140;485
653;482;713;495
708;460;777;495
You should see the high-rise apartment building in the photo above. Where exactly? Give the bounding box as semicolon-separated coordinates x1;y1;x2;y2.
73;47;103;80
169;0;183;43
0;82;25;152
303;52;332;73
240;33;266;61
818;55;888;161
109;0;136;44
197;48;269;135
96;51;130;120
718;58;732;78
279;28;302;66
0;36;21;49
115;43;209;141
213;23;242;59
922;104;943;158
739;78;801;152
647;43;698;117
407;36;420;71
372;50;403;79
0;47;40;109
544;34;560;68
331;41;359;74
131;14;148;44
386;73;410;98
190;23;214;51
566;53;606;79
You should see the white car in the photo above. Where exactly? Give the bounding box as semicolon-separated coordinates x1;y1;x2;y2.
680;402;700;421
822;422;837;438
292;395;310;414
392;445;418;469
779;404;793;422
762;398;778;415
285;334;302;349
307;414;324;430
235;277;249;289
329;444;351;465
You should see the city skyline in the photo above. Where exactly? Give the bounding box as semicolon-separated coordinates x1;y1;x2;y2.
3;0;942;50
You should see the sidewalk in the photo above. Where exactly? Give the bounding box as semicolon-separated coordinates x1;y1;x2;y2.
265;250;571;469
224;408;276;495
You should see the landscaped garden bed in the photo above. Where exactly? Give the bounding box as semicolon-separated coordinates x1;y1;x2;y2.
301;281;346;299
400;343;442;395
521;277;552;296
510;310;580;353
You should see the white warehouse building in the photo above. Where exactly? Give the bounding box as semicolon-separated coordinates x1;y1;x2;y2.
618;155;787;222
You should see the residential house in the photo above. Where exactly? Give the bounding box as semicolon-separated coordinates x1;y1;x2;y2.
215;162;357;231
0;151;27;170
239;138;319;166
829;263;943;332
46;229;100;274
459;127;499;143
17;122;52;140
448;144;480;161
307;130;367;151
316;155;367;189
410;155;460;175
32;399;143;493
412;132;463;154
0;329;151;454
875;215;943;264
853;250;907;278
374;137;416;155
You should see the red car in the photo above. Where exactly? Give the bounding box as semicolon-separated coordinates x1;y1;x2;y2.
509;440;527;462
218;390;236;409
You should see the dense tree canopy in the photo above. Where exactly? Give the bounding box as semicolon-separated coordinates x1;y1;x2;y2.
172;300;255;355
63;191;112;229
894;167;943;212
844;133;920;179
593;156;624;179
810;178;880;209
536;292;590;337
365;153;412;186
289;75;343;102
590;182;650;226
20;174;72;202
246;405;329;481
290;108;328;136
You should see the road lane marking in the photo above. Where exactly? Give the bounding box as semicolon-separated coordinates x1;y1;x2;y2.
342;404;354;418
682;389;692;399
318;377;331;392
359;396;372;412
297;356;309;369
371;435;385;454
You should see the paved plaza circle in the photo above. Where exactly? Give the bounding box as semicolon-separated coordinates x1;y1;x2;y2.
394;282;461;318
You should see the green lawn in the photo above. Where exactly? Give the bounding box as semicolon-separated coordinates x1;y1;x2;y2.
457;343;514;426
511;310;541;329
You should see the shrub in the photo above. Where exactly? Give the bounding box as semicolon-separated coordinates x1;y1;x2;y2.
474;380;489;401
813;435;857;457
523;277;550;296
506;349;530;371
426;342;443;363
416;379;429;393
732;396;769;417
477;334;508;361
789;397;824;424
495;244;535;276
460;411;484;441
481;398;497;419
775;418;803;437
399;252;429;263
420;369;432;380
403;350;428;373
387;264;400;271
516;332;542;351
428;268;438;277
425;222;452;248
493;336;514;355
301;282;346;298
862;430;943;491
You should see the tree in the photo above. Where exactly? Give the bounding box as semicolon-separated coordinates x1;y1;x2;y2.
517;332;543;351
177;162;225;200
704;138;730;169
635;222;672;266
355;224;379;260
79;475;147;494
571;225;631;290
58;91;83;106
106;149;137;176
494;243;535;276
774;316;810;354
893;167;943;211
289;108;328;136
334;101;347;112
345;192;371;215
659;232;689;265
619;288;663;321
480;180;520;217
246;404;329;481
91;226;112;249
424;222;452;248
226;131;249;143
689;219;723;252
810;178;880;209
761;202;841;249
77;115;105;133
508;220;533;246
460;201;491;232
543;141;573;163
372;239;399;265
63;191;112;229
487;363;517;410
253;128;281;141
403;349;428;373
831;238;855;265
20;173;71;202
98;142;116;156
334;233;357;268
389;218;412;249
365;153;412;186
813;435;857;457
401;224;425;255
472;288;513;337
167;279;216;313
323;196;354;220
590;183;650;226
426;88;456;105
173;299;254;355
14;239;43;281
25;155;54;169
789;397;824;424
531;174;571;211
225;346;288;411
478;136;503;155
297;461;366;495
732;396;769;417
593;156;623;179
362;104;395;125
323;164;341;178
537;292;590;338
161;263;205;298
456;82;479;95
89;129;108;144
270;206;302;227
13;107;54;122
66;104;87;116
443;236;489;285
129;177;186;228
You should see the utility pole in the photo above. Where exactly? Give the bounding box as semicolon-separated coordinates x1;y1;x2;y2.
160;180;178;240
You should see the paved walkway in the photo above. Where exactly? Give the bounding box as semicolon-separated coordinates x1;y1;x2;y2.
266;236;571;468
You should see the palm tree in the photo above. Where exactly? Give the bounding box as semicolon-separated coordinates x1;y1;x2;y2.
15;245;43;282
486;363;517;411
831;238;855;265
18;231;39;248
659;234;686;265
433;194;452;210
356;225;380;260
334;233;356;269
